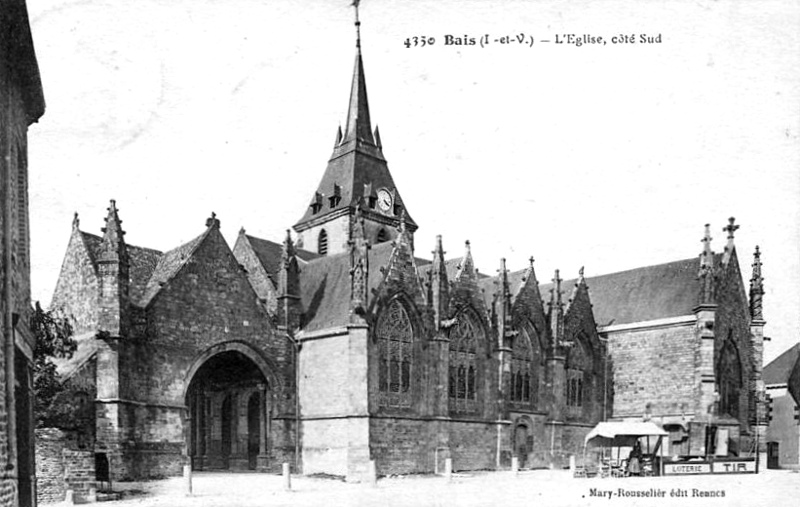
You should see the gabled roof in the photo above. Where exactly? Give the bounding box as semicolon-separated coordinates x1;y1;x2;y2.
139;230;209;307
764;343;800;386
80;231;163;304
244;234;319;282
536;257;706;327
299;241;395;333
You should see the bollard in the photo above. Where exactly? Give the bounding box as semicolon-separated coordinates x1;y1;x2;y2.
511;457;519;474
367;460;377;487
283;462;292;491
569;455;576;473
64;490;74;506
444;458;452;482
183;464;193;496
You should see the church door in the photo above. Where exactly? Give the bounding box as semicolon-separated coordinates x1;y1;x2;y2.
247;392;260;470
221;395;233;469
515;424;530;469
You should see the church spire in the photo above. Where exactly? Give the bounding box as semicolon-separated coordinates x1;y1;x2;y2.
343;0;374;145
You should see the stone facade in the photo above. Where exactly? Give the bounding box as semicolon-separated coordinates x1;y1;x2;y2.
2;1;44;505
48;209;297;482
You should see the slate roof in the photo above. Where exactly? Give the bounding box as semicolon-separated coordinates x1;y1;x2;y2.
139;231;208;307
539;257;705;327
245;235;319;281
764;343;800;386
299;241;396;333
80;232;163;304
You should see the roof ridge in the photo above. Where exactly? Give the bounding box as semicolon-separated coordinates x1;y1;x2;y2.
138;228;213;307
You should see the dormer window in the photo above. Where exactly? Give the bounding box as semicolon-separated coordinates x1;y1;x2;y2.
310;192;323;214
318;229;328;255
329;184;342;208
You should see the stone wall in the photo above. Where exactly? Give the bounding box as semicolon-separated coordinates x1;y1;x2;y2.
606;321;696;418
49;229;100;335
35;428;95;504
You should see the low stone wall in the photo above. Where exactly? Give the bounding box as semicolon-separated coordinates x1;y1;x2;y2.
35;428;95;504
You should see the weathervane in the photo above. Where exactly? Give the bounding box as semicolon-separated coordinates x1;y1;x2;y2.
352;0;361;47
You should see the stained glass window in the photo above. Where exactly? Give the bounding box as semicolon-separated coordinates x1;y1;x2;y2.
449;311;482;413
377;299;414;408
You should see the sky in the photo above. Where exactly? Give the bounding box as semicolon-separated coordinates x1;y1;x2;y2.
24;0;800;363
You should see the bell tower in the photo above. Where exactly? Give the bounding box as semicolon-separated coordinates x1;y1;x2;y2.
293;4;416;255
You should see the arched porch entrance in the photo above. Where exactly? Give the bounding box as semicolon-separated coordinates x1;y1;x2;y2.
186;350;270;471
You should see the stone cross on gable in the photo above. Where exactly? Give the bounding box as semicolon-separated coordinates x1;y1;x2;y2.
723;216;739;240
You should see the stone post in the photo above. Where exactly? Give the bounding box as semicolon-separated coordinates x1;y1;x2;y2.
283;462;292;491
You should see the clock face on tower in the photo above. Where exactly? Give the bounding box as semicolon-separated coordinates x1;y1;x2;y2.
377;189;392;211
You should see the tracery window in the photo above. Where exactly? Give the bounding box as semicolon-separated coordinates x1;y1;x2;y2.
510;331;534;405
566;337;589;414
566;370;583;407
718;334;742;420
377;299;414;408
449;311;482;414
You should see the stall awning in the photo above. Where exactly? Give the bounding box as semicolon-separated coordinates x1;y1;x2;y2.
585;422;668;447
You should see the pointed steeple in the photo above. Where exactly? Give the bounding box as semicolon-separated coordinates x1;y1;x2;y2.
343;43;374;145
430;235;449;328
294;4;416;249
750;246;764;321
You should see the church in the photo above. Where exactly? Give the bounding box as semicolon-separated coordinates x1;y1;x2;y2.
42;11;766;489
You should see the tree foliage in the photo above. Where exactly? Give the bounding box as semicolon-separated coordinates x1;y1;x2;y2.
30;302;76;426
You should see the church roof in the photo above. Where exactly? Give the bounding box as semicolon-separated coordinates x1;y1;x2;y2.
244;234;319;282
139;230;209;307
540;257;705;327
80;231;163;304
294;41;415;230
764;343;800;386
299;241;395;333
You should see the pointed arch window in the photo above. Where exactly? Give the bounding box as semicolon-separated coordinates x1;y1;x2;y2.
376;228;388;243
377;299;414;408
718;333;742;420
449;311;483;414
510;330;535;406
566;337;590;416
318;229;328;255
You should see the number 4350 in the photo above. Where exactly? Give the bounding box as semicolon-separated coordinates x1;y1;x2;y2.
404;36;435;48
